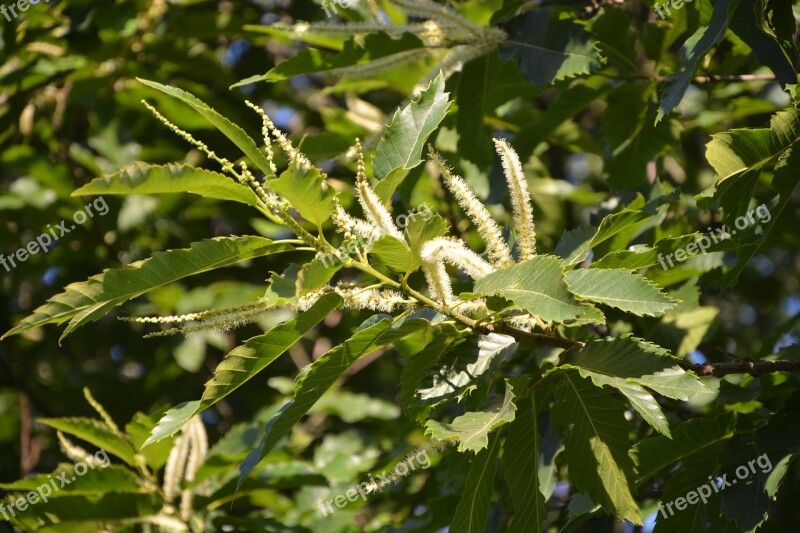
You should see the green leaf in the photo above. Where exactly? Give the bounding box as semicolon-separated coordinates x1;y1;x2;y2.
561;336;707;401
296;258;342;298
3;236;295;342
720;143;800;289
369;235;412;273
565;269;677;316
554;224;596;266
456;53;496;169
405;212;449;272
233;32;427;86
0;464;142;495
450;432;501;533
415;333;517;410
425;379;518;453
270;165;335;226
729;0;798;86
239;318;430;481
474;256;599;324
137;79;275;176
656;0;742;122
71;162;261;207
632;415;735;485
504;393;546;533
144;294;343;446
501;8;603;87
38;418;136;466
372;73;451;202
553;370;641;524
400;324;465;422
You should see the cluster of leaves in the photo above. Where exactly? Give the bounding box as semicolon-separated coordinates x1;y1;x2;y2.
2;0;800;532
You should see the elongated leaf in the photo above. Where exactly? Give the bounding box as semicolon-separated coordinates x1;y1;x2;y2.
72;162;261;207
270;164;335;225
373;73;450;201
501;8;603;87
561;336;707;402
657;0;741;122
553;370;641;524
505;393;546;533
137;79;275;176
425;380;518;453
3;236;294;341
474;256;599;324
144;294;343;446
450;432;501;533
38;418;136;466
239;318;430;481
565;268;677;316
234;32;426;86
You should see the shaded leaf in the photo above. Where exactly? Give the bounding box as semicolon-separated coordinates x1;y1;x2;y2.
501;8;603;87
450;432;501;533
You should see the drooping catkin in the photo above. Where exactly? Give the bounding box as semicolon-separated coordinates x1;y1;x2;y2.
494;138;536;261
163;434;189;502
354;140;403;239
429;147;512;267
420;237;495;280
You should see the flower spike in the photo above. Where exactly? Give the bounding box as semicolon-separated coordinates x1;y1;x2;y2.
494;138;536;261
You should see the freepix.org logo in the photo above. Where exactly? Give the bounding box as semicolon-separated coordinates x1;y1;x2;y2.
1;0;51;23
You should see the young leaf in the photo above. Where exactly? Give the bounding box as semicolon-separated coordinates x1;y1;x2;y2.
373;73;451;202
239;318;430;481
424;379;518;453
553;370;641;524
450;432;502;533
270;165;335;226
565;269;677;317
137;79;275;176
144;294;343;446
2;236;295;342
72;163;262;207
474;256;599;324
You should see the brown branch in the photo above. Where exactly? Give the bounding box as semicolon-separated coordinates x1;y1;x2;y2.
678;359;800;378
467;318;800;378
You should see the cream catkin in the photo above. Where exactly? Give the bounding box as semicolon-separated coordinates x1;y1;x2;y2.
180;417;208;521
56;431;95;465
354;140;403;239
494;138;536;261
244;100;312;170
429;148;512;267
163;434;189;502
421;237;495;280
332;203;383;242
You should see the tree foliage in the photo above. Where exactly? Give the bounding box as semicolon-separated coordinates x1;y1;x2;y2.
1;0;800;531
